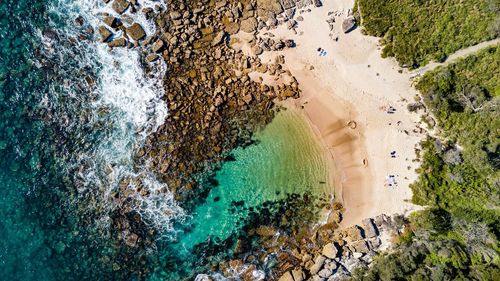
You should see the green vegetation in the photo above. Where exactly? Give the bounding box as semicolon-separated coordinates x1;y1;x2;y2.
356;0;500;67
353;46;500;280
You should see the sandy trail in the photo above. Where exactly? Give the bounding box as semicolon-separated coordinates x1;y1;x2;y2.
243;0;428;226
411;38;500;77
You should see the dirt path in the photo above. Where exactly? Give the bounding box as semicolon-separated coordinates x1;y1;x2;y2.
411;38;500;77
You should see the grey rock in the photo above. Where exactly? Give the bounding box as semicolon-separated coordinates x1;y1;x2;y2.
318;268;333;278
342;16;356;33
281;0;296;10
362;218;379;238
351;240;369;253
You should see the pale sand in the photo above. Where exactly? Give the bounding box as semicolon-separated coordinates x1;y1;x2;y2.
237;0;428;226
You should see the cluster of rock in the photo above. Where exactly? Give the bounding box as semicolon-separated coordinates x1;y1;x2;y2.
97;0;156;47
203;213;405;281
277;214;403;281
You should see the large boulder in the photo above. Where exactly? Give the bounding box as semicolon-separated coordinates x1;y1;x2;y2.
278;271;294;281
345;226;364;242
103;16;119;28
309;255;326;275
98;26;113;42
108;37;127;48
112;0;130;14
342;16;357;33
225;21;240;35
362;218;379;238
292;269;306;281
256;0;283;21
322;243;338;259
351;240;369;254
240;17;258;33
127;23;146;41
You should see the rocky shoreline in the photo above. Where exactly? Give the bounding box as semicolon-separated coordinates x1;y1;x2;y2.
88;0;408;279
207;212;407;281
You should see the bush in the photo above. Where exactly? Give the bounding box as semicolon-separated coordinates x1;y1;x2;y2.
356;0;499;67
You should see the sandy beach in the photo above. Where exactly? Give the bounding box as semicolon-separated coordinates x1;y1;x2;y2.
235;0;426;226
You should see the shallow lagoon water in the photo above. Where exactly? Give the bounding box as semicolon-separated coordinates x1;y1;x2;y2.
178;108;332;251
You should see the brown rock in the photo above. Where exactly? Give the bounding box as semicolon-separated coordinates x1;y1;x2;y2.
291;269;306;281
240;17;258;33
108;37;127;47
125;232;139;247
309;255;326;275
345;225;363;242
98;26;113;42
225;21;240;35
146;54;159;62
322;243;338;259
103;16;119;28
278;271;294;281
211;31;226;46
127;23;146;41
255;226;277;237
170;11;182;20
152;40;165;53
252;45;263;56
112;0;130;14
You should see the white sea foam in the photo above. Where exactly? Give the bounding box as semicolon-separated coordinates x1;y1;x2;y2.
45;0;185;238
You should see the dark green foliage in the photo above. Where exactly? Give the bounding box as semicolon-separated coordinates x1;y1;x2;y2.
356;0;500;67
413;46;500;224
353;47;500;280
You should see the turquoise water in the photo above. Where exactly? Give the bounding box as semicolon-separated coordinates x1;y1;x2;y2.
177;109;331;250
0;0;332;279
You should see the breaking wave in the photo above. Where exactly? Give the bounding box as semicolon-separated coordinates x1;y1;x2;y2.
40;0;185;238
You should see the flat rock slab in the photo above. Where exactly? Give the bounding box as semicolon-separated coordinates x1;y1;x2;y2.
127;23;146;41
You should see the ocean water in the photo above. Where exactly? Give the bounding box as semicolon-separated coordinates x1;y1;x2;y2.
0;0;332;279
